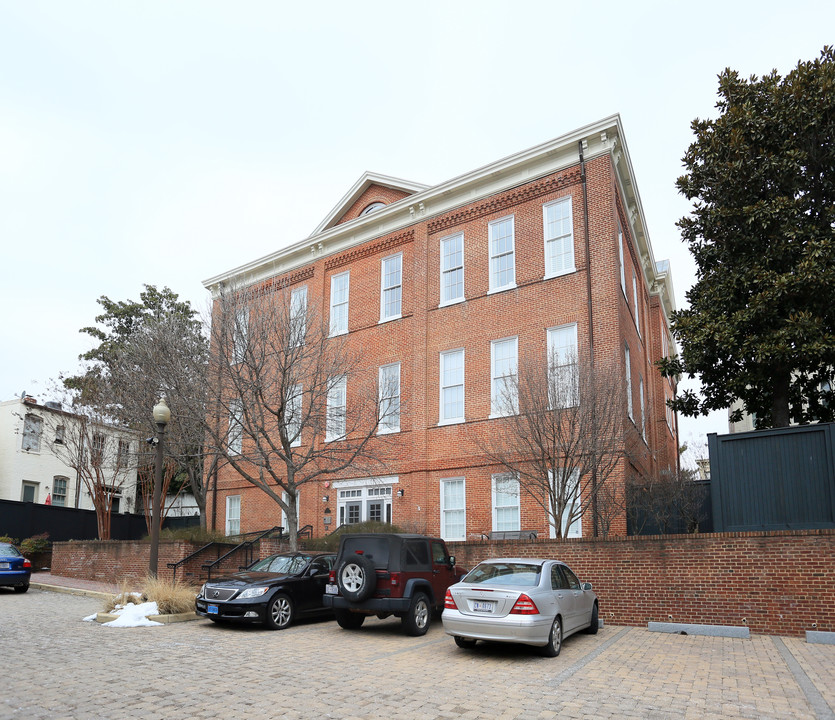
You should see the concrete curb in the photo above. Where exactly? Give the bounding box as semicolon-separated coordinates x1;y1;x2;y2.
95;611;199;625
806;630;835;645
30;582;114;600
648;621;750;638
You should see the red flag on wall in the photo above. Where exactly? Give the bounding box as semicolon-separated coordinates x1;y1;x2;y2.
44;493;51;505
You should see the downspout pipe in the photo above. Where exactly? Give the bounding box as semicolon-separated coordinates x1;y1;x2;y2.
579;141;598;536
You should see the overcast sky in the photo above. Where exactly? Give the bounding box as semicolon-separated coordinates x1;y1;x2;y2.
1;1;832;450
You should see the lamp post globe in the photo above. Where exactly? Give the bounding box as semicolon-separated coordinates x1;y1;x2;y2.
149;398;170;577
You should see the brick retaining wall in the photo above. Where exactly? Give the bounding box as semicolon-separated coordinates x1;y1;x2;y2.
51;530;835;636
448;529;835;637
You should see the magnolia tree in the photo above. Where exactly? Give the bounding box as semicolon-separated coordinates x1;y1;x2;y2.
482;350;629;538
204;282;397;550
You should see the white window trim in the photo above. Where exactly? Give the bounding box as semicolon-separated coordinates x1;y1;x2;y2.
547;323;579;409
232;307;249;364
333;478;396;527
625;344;633;421
378;362;401;435
326;375;347;442
542;197;576;279
488;215;517;294
440;477;466;541
639;375;646;440
489;336;518;418
632;271;641;337
618;224;627;296
225;495;241;536
228;400;243;455
329;271;350;337
290;285;308;346
439;348;465;425
379;252;403;324
491;473;521;533
439;232;465;307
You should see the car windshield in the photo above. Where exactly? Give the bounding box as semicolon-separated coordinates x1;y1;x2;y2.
249;554;311;574
0;543;21;557
463;562;542;587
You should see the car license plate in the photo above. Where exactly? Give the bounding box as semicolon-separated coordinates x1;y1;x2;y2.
325;584;339;595
207;605;218;615
472;601;495;613
0;563;9;570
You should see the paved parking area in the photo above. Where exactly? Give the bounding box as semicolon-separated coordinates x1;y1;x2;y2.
3;587;834;720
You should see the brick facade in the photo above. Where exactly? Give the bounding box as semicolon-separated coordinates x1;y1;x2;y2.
204;117;679;542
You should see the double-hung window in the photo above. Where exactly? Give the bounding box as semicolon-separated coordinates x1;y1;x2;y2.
378;363;401;434
290;286;307;346
440;478;466;541
440;233;464;305
633;271;641;336
225;495;241;536
117;439;130;468
625;344;633;421
329;272;349;336
228;399;243;455
286;384;302;447
52;476;68;507
547;323;579;408
618;223;626;295
380;253;402;322
439;349;465;424
548;468;582;538
543;198;574;277
639;376;645;439
326;376;347;442
488;216;515;292
22;414;42;452
232;308;248;363
490;337;518;417
492;473;520;532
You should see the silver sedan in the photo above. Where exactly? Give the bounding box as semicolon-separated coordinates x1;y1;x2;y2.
441;558;598;656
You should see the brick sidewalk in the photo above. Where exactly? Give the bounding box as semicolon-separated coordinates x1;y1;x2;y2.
29;571;123;596
4;587;834;719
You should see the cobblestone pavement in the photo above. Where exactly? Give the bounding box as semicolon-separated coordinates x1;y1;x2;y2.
3;587;834;720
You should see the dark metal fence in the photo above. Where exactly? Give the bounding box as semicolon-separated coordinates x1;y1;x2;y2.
709;422;835;532
0;499;200;542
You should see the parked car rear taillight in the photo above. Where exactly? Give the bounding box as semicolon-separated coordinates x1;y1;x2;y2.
509;594;539;615
23;559;31;569
389;571;401;587
328;570;336;583
444;589;458;610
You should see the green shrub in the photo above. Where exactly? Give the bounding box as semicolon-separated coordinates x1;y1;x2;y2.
0;535;20;546
20;533;51;555
303;521;403;551
144;527;229;544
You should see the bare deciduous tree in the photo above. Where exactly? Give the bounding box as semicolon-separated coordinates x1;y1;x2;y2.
626;467;709;535
204;283;396;549
40;389;137;539
481;350;628;538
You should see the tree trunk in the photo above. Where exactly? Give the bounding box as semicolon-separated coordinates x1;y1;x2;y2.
286;491;298;552
771;368;791;427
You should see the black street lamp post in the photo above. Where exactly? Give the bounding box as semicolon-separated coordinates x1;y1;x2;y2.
149;398;170;577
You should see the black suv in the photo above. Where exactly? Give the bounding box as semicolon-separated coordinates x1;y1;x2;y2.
322;533;465;636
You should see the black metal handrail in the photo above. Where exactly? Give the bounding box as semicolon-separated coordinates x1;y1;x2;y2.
167;541;236;582
201;525;283;580
297;524;313;539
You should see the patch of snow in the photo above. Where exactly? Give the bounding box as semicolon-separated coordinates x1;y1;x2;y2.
83;613;97;622
102;601;163;628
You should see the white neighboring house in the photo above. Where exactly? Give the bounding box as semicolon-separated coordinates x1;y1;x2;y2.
0;396;140;513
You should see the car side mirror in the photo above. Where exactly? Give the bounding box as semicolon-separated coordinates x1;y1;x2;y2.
448;555;456;566
582;582;593;591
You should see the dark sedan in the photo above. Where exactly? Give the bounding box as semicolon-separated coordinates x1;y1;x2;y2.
195;552;336;630
0;543;31;593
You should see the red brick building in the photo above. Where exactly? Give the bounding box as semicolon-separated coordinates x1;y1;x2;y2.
203;115;678;540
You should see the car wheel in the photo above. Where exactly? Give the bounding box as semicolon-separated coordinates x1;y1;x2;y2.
336;555;376;602
265;593;294;630
14;584;29;594
454;636;477;649
402;592;431;636
335;609;365;629
586;602;599;635
540;615;562;657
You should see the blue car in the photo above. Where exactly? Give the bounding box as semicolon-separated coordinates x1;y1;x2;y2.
0;543;31;593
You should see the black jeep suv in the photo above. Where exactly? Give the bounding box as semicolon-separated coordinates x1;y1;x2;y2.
322;533;465;636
